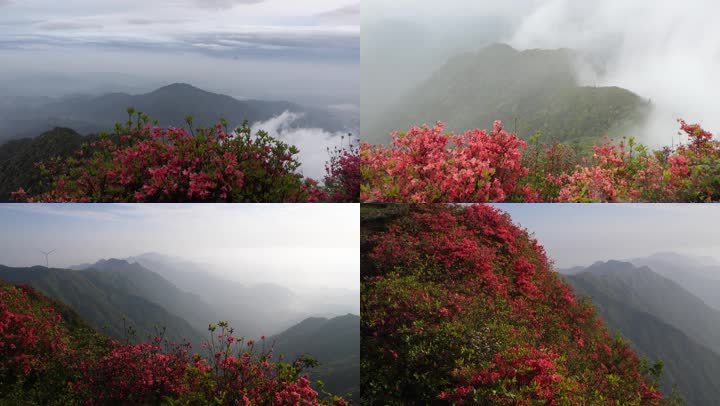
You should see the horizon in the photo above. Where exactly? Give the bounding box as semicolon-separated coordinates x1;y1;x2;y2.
0;0;359;107
494;204;720;269
0;252;360;295
0;203;360;290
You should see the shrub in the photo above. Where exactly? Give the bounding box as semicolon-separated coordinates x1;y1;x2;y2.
12;110;360;203
362;119;720;202
0;281;347;405
361;204;665;404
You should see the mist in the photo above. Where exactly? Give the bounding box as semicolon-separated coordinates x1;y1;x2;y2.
0;203;359;291
0;0;359;107
363;0;720;145
251;111;358;180
495;204;720;270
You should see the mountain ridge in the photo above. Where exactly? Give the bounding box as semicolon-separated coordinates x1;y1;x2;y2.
567;263;720;405
0;82;349;143
364;43;650;146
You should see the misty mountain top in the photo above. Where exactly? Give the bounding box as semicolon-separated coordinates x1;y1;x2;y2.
72;254;359;335
0;82;353;144
363;42;650;146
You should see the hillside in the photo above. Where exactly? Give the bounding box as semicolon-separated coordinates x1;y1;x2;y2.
0;83;347;143
76;259;218;336
0;280;108;403
567;266;720;405
0;279;348;405
364;43;650;145
0;127;93;201
361;204;664;404
272;314;360;403
0;265;204;346
123;253;358;337
567;261;720;355
630;253;720;311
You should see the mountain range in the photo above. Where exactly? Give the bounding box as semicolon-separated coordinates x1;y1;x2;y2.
0;83;350;144
272;314;360;403
364;43;650;146
629;252;720;312
0;257;359;402
0;264;204;346
564;259;720;406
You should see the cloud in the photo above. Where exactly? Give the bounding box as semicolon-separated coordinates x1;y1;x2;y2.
317;3;360;23
250;111;355;180
0;0;11;6
126;18;188;26
35;21;103;31
193;0;265;9
508;0;720;144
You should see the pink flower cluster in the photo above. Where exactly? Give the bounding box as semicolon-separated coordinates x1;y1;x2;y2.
361;121;529;202
362;119;720;202
13;113;361;202
0;281;347;405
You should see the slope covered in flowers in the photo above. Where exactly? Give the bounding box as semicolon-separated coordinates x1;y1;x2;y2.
361;204;666;405
0;281;346;405
361;119;719;202
11;110;359;203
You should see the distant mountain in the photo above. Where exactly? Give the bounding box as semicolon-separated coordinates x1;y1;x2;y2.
76;259;218;337
568;261;720;354
123;253;359;337
364;43;650;145
566;261;720;405
0;127;94;201
0;264;204;346
272;314;360;403
0;83;348;143
630;253;720;311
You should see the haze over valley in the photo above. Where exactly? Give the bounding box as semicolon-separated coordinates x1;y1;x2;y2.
496;204;720;405
0;203;360;401
0;0;359;182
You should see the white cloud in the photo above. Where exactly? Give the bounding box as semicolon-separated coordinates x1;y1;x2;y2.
251;111;355;180
509;0;720;144
193;0;265;9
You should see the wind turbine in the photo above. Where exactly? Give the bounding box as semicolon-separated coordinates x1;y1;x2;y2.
40;249;56;268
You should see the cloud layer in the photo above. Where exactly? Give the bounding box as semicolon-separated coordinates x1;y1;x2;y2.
0;0;359;105
363;0;720;144
251;111;356;180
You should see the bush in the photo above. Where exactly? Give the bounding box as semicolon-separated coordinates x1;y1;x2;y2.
361;204;665;404
361;121;530;202
0;281;347;405
12;110;359;203
362;119;720;202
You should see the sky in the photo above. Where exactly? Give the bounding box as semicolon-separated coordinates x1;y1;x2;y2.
495;204;720;269
0;0;359;106
363;0;720;145
0;203;359;290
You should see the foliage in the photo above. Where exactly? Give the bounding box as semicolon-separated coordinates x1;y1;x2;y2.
0;128;92;201
361;121;531;202
361;204;666;404
10;109;359;203
362;119;720;202
0;281;347;405
323;134;361;203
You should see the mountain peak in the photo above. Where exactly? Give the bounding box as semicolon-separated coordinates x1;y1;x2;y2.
145;83;214;98
157;82;199;91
